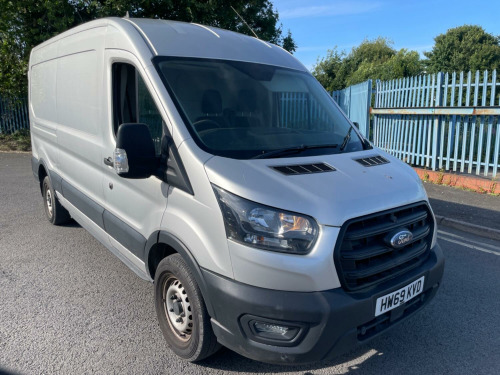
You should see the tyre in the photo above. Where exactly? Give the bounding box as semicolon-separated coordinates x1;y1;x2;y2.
154;254;220;362
42;176;71;225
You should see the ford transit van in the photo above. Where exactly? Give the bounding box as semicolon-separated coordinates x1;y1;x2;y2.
29;18;444;364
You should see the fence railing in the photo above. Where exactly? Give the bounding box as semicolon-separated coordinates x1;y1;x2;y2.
332;70;500;178
0;97;29;134
372;70;500;177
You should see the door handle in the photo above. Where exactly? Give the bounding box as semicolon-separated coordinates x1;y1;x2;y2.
104;157;114;167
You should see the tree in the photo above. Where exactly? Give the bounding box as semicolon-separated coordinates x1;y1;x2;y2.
0;0;75;96
281;29;297;54
312;38;423;91
0;0;296;97
347;49;422;86
424;25;500;73
74;0;292;47
311;48;345;91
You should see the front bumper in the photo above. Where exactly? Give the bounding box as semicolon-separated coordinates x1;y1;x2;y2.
202;243;444;364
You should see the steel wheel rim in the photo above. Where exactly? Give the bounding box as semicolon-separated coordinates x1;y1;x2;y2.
45;187;53;217
163;275;193;342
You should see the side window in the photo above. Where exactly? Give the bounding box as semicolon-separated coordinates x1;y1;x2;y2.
112;63;163;154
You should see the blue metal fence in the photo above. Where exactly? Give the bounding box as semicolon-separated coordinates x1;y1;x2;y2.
0;97;29;134
332;70;500;178
372;71;500;177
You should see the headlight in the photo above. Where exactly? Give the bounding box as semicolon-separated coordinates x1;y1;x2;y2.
213;185;319;254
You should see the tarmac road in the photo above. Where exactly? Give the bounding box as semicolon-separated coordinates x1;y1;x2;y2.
1;152;499;375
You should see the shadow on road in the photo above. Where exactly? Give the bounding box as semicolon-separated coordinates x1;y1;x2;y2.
198;344;380;373
63;219;80;228
0;367;21;375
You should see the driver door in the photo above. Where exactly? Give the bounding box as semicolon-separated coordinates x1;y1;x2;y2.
101;50;168;270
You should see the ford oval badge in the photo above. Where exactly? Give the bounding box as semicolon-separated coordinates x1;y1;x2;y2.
390;230;413;248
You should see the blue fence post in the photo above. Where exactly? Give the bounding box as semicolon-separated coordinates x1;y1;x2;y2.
372;79;381;144
431;72;443;171
365;79;372;138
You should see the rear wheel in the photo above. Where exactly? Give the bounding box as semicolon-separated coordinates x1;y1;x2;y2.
42;176;71;225
154;254;220;361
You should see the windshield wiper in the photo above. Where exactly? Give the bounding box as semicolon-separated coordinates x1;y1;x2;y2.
339;127;353;152
252;144;338;159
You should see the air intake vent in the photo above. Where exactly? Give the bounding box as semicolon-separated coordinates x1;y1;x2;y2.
271;163;335;175
355;155;389;167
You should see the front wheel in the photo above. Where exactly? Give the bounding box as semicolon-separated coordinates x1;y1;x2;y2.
154;254;220;361
42;176;71;225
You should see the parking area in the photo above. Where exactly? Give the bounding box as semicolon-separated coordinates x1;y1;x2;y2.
1;152;499;375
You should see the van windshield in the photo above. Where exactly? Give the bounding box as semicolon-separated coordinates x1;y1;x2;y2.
155;57;364;159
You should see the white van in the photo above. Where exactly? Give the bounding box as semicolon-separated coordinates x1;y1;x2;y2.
29;18;444;364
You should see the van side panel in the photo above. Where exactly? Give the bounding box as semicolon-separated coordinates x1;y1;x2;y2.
30;39;59;66
31;61;58;125
56;27;106;209
30;50;59;169
57;51;99;134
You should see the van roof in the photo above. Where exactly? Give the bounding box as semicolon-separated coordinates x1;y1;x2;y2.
32;17;306;71
127;18;306;70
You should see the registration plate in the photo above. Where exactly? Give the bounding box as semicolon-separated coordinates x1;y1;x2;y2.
375;276;425;317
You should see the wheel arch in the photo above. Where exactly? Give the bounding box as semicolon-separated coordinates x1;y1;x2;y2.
145;230;216;318
32;157;62;196
38;164;48;191
32;156;48;194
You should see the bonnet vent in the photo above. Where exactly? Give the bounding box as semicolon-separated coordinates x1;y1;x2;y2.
355;155;390;167
271;163;335;175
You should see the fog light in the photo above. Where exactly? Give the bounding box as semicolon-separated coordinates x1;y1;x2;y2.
254;322;288;335
251;320;300;341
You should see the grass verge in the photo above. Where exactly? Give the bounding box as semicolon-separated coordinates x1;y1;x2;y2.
0;129;31;152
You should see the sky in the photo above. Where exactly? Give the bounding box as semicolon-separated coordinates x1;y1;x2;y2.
272;0;500;70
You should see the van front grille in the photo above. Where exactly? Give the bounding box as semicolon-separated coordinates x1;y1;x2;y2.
334;203;433;292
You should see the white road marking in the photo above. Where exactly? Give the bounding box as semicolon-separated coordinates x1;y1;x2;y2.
437;230;500;256
438;230;500;251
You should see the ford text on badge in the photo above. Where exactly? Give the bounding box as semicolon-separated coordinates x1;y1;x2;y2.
390;230;413;248
375;276;425;316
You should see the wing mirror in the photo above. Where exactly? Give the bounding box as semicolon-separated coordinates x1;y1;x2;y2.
114;123;159;179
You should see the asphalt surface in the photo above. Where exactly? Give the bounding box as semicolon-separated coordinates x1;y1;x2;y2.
425;182;500;231
1;152;499;375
